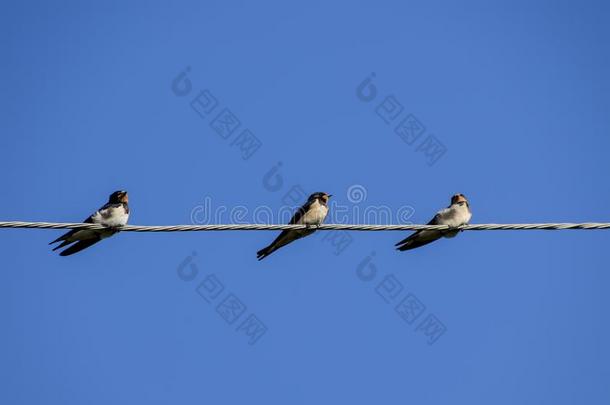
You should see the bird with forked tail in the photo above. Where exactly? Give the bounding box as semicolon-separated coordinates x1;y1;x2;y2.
395;193;472;252
49;190;130;256
257;192;331;260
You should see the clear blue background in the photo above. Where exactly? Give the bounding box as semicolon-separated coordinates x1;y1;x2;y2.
2;1;609;404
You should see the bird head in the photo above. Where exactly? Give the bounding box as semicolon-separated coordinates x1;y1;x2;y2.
308;192;332;205
450;193;468;205
109;190;129;204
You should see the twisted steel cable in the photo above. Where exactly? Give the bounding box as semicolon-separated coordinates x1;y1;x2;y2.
1;221;610;232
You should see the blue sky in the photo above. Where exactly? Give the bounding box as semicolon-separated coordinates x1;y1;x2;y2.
2;1;610;404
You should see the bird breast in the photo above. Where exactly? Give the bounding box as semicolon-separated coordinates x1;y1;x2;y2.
301;200;328;225
93;205;130;227
448;204;471;227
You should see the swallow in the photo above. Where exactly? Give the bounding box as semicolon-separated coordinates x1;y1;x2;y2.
395;193;472;251
257;192;332;260
49;190;130;256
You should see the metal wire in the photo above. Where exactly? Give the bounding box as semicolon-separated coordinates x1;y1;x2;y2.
1;221;610;232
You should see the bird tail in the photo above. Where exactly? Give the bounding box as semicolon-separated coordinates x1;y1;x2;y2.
395;238;436;251
52;239;73;251
49;230;74;245
49;236;63;245
395;231;439;251
58;237;102;256
256;245;276;261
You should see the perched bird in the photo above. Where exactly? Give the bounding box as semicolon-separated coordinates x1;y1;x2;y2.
395;193;472;251
49;190;130;256
257;192;332;260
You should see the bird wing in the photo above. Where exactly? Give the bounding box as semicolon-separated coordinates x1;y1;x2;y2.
288;201;312;224
49;213;96;245
395;213;443;251
256;202;312;260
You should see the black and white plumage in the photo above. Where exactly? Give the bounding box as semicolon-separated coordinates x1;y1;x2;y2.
395;193;472;252
49;190;130;256
257;192;332;260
